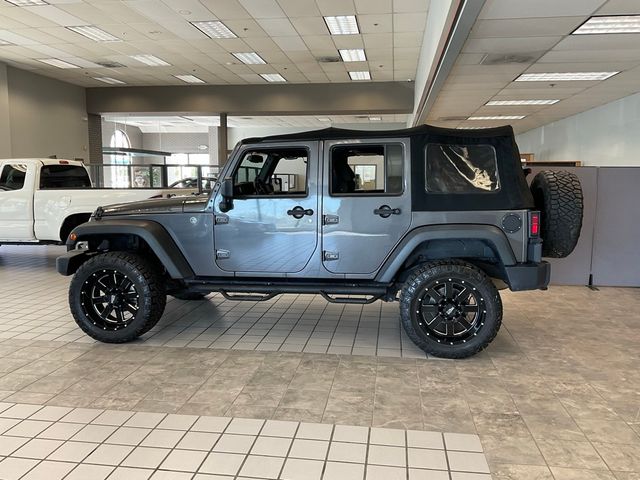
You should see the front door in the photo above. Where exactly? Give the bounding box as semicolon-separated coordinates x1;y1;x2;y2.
213;142;318;274
321;139;412;274
0;162;34;241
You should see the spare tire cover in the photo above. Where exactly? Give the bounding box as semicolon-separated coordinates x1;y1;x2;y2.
530;170;583;258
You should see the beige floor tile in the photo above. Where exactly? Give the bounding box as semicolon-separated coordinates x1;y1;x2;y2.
105;426;151;446
368;444;406;467
121;446;171;469
537;439;608;470
328;441;367;463
0;457;39;480
191;416;231;433
366;464;406;480
47;440;97;462
0;436;29;456
225;417;265;435
280;458;324;480
198;451;245;476
239;454;285;479
212;433;255;454
448;451;491;473
408;447;448;470
140;429;186;448
176;431;220;451
592;442;640;472
323;461;365;480
251;435;292;456
106;466;154;480
159;448;208;472
288;438;329;460
408;468;450;480
65;463;114;480
332;424;369;443
20;460;76;480
84;443;134;466
444;432;483;452
71;424;117;443
12;438;63;459
407;430;444;449
295;422;333;440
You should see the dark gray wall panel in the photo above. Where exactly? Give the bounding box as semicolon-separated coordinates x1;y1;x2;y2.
591;168;640;287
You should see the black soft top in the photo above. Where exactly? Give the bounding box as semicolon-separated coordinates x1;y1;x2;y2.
241;124;534;212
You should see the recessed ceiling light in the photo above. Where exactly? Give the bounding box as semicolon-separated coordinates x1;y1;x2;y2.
5;0;47;5
486;99;559;106
349;71;371;81
232;52;265;65
129;54;171;67
339;49;366;62
324;15;359;35
574;15;640;34
191;20;237;39
369;116;381;121
468;115;525;120
515;72;618;81
94;77;125;85
260;73;286;82
38;58;80;69
174;74;205;84
67;26;120;42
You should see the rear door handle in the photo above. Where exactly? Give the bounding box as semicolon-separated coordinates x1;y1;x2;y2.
374;205;401;218
287;206;314;219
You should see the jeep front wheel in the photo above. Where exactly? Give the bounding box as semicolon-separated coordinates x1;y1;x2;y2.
69;252;166;343
399;260;502;359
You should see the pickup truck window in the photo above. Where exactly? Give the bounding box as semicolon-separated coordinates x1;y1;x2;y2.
40;165;92;189
0;164;27;191
330;144;403;195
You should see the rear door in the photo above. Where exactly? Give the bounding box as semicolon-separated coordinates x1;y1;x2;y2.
0;161;35;241
321;138;412;274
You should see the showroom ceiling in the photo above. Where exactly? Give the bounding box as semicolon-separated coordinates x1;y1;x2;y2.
103;114;409;131
428;0;640;133
0;0;428;86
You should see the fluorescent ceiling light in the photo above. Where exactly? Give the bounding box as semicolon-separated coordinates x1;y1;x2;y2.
468;115;525;120
516;72;618;81
191;20;236;39
486;99;559;106
94;77;125;85
129;54;171;67
5;0;47;5
574;15;640;34
67;26;120;42
260;73;286;82
232;52;265;65
369;116;381;121
339;49;366;62
174;74;205;84
349;71;371;81
324;15;359;35
38;58;80;69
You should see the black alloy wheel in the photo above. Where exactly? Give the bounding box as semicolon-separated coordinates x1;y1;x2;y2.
80;269;140;331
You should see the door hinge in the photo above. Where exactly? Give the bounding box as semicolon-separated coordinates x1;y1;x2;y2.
216;249;230;259
215;215;229;225
323;251;339;261
323;214;339;225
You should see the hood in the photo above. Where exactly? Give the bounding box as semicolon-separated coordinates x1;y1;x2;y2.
97;197;187;217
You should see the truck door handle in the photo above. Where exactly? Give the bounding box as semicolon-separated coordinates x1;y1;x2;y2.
374;205;401;218
287;206;314;219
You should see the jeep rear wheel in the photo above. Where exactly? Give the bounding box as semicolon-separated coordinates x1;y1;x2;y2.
399;260;502;359
530;170;583;258
69;252;166;343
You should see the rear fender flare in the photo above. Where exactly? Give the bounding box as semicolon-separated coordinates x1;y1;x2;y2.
69;219;194;279
375;224;517;283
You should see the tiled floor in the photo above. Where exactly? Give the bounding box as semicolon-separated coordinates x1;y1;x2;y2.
0;403;490;480
0;245;639;479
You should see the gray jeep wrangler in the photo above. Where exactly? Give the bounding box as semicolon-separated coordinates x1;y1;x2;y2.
57;125;583;358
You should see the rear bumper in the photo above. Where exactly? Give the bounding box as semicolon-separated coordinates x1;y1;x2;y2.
56;249;89;276
504;261;550;291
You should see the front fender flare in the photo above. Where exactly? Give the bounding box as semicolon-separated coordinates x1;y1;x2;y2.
375;224;517;283
68;219;194;279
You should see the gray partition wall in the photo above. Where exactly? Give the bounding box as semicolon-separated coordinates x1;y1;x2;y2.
528;166;640;287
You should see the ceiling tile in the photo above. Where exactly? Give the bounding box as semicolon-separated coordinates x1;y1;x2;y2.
257;18;297;36
470;17;584;38
479;0;607;19
277;0;321;17
238;0;285;18
354;0;391;14
462;36;562;54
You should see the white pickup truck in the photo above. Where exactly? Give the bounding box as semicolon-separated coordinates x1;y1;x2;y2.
0;158;195;245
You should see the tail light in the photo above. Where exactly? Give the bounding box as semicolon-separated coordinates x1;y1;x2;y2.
529;211;540;237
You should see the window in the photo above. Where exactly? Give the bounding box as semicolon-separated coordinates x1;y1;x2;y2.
110;129;130;149
233;148;308;196
330;144;403;195
0;164;27;191
40;165;91;189
108;129;131;187
425;144;499;193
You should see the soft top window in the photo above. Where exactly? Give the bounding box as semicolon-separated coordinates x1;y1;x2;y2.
425;144;499;193
40;165;92;189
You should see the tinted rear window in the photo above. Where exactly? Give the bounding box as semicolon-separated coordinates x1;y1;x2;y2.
40;165;91;189
425;144;500;193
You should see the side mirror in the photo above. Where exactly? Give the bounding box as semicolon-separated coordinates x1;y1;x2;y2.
218;177;234;212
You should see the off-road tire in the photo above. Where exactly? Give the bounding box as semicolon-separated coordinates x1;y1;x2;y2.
69;252;166;343
171;291;207;301
399;260;502;359
530;170;583;258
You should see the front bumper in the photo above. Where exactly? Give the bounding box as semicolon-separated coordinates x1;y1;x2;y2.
56;249;89;276
504;261;550;291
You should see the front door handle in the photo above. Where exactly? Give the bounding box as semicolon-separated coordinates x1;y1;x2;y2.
287;206;314;219
374;205;401;218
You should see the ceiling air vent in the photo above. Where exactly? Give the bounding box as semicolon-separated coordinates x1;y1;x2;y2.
96;61;126;68
438;116;467;121
480;53;539;65
316;55;341;63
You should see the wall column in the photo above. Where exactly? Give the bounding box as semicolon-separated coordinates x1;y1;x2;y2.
217;113;228;168
87;113;103;164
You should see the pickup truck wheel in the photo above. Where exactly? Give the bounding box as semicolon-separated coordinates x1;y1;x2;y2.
69;252;166;343
399;260;502;359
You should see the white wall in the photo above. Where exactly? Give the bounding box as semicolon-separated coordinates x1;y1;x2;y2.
0;64;10;158
517;91;640;167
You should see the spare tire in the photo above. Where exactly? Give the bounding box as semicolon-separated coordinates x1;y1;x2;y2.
530;170;583;258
